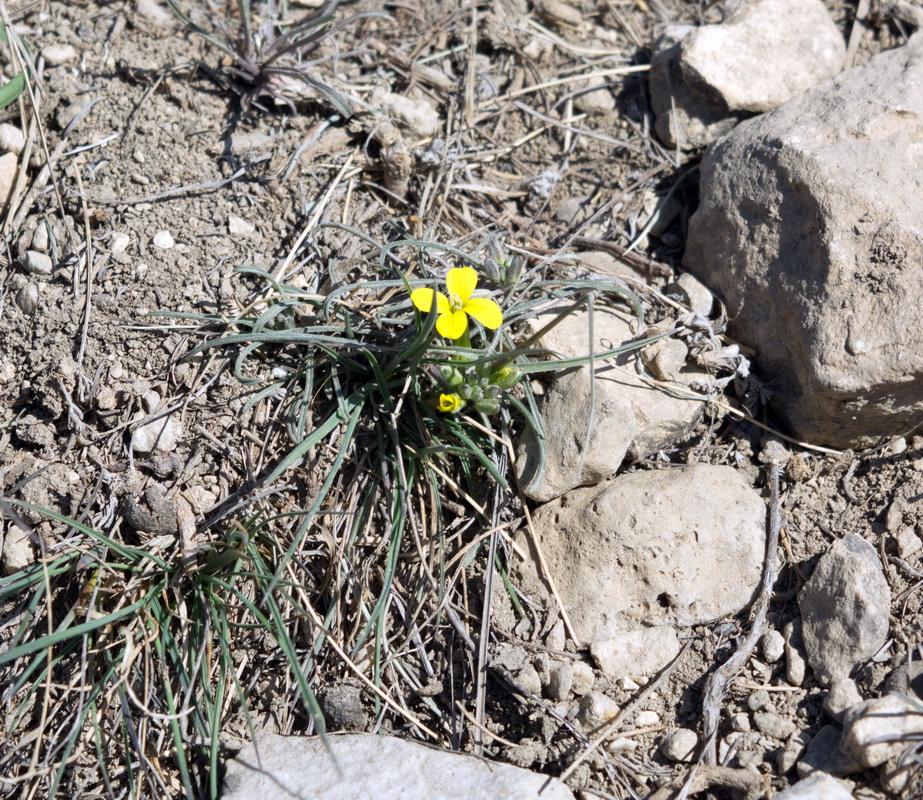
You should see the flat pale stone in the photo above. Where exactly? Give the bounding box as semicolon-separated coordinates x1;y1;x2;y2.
590;627;680;682
0;123;25;155
517;464;766;642
152;230;174;249
222;733;575;800
41;44;78;66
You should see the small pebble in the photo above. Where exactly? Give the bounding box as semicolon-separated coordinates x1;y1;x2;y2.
777;731;812;774
575;692;619;732
570;661;594;696
133;149;145;163
16;283;38;313
891;437;908;454
606;737;637;753
31;223;49;252
747;689;772;712
141;389;161;414
896;526;921;559
730;712;751;732
131;416;183;455
22;250;53;276
754;711;797;740
635;710;659;727
41;43;78;66
548;662;573;701
152;230;174;249
761;629;786;663
823;678;863;722
228;213;256;237
110;232;131;255
619;676;640;692
0;123;25;155
660;727;699;762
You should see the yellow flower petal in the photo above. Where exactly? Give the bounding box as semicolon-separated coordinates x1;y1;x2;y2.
411;287;450;315
462;297;503;330
445;267;478;303
438;393;463;412
436;309;469;339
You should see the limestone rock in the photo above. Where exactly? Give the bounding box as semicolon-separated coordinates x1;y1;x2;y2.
649;24;741;150
574;692;619;733
222;733;575;799
516;305;706;501
841;694;923;769
590;626;680;683
799;535;890;686
823;678;863;723
679;0;844;113
684;33;923;447
517;464;766;642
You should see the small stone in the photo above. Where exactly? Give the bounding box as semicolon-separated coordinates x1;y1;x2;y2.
31;223;49;252
184;485;217;514
823;678;863;723
516;663;542;697
41;44;78;66
110;232;131;255
3;525;33;574
841;694;923;769
570;661;595;696
591;626;681;682
785;619;807;687
896;526;921;559
136;0;178;28
95;386;117;410
761;629;786;663
671;272;715;316
131;416;183;455
606;737;637;753
797;724;863;777
774;772;855;800
16;283;38;313
133;149;145;163
228;213;256;237
886;499;906;531
574;75;616;116
0;123;25;155
547;662;573;701
141;389;161;413
799;535;891;686
747;689;772;712
545;619;566;651
635;710;659;727
575;692;620;733
730;713;751;732
619;676;640;692
21;250;52;276
534;654;551;686
753;711;797;740
660;728;699;762
0;152;17;206
152;230;174;249
777;730;812;774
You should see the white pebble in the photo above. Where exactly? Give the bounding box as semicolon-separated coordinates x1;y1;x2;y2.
41;44;77;66
228;213;256;237
110;232;131;254
0;123;25;155
152;230;174;249
606;737;638;753
0;152;18;205
22;250;53;276
660;727;699;762
635;710;660;727
761;629;786;663
131;416;183;454
133;149;145;164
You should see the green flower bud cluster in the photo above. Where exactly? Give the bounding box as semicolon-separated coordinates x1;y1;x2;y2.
484;238;524;287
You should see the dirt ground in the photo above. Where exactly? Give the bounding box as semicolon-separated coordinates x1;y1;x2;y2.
1;0;921;798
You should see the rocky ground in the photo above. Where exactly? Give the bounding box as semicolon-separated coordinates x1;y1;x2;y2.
1;0;923;798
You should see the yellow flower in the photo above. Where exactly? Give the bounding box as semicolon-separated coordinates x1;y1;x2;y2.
411;267;503;340
437;393;463;413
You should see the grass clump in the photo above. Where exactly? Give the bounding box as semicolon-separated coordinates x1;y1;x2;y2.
165;0;384;115
0;229;650;798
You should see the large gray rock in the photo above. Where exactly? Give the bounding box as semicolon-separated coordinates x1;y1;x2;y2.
799;535;890;687
684;33;923;447
649;0;843;149
516;305;706;501
222;733;575;799
516;464;766;642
